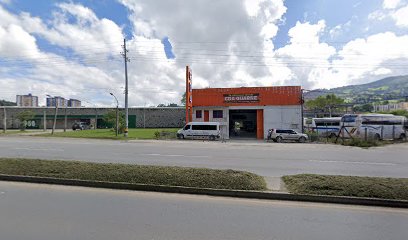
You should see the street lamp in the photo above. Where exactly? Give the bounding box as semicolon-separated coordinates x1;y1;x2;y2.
110;93;119;137
47;94;58;135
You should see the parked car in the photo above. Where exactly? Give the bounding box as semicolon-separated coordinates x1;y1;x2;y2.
72;122;91;131
177;122;221;140
267;129;308;143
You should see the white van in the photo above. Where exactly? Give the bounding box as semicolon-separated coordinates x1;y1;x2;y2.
177;122;221;140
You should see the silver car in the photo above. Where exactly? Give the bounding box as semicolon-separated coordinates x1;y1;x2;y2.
267;129;308;143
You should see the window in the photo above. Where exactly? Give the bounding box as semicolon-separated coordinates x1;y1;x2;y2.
341;115;357;122
192;125;217;130
213;110;223;118
196;110;202;119
183;125;190;130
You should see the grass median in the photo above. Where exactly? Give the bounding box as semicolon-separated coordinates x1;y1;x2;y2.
0;158;267;191
282;174;408;200
39;128;179;140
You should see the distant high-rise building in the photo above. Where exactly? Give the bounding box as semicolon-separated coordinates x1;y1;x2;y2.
68;99;81;107
46;96;68;107
16;94;38;107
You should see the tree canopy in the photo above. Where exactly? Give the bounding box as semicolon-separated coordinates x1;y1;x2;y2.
305;94;345;117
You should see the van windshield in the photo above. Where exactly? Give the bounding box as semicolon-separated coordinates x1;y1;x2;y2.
183;125;190;130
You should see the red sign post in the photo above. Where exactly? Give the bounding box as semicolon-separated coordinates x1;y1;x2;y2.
185;66;193;123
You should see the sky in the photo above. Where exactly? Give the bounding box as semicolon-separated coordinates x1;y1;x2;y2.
0;0;407;107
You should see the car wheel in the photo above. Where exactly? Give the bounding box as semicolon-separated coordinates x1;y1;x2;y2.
298;137;306;143
276;136;283;143
399;133;407;141
209;135;216;141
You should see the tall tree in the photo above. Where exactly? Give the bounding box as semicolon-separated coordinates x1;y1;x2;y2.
180;92;186;106
16;110;35;130
305;94;344;117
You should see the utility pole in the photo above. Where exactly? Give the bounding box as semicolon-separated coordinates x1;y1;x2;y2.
43;110;46;131
121;38;130;137
2;106;6;133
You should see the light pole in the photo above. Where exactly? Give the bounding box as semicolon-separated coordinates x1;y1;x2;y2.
110;93;119;137
47;95;58;135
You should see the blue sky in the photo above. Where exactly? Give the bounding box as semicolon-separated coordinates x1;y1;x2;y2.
0;0;407;106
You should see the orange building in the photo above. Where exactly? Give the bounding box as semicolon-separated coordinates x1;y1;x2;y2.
191;86;302;139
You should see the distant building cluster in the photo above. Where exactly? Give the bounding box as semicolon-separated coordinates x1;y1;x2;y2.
15;94;81;107
46;96;81;107
16;94;38;107
373;102;408;112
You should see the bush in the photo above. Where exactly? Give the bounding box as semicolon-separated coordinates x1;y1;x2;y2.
282;174;408;200
341;138;380;148
0;158;267;191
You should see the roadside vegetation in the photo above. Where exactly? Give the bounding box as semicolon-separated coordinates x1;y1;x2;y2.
282;174;408;200
40;128;179;140
0;158;267;191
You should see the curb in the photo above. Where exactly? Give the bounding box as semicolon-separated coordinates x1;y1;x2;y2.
1;174;407;209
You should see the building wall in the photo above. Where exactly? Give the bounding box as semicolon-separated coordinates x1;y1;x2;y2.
192;86;301;107
192;107;229;138
374;102;408;112
0;107;185;129
191;105;302;139
263;105;302;138
16;95;38;107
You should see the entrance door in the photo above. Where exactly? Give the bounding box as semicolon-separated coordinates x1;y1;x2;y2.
204;110;209;122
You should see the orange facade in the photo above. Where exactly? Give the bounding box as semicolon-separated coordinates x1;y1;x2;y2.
192;86;302;107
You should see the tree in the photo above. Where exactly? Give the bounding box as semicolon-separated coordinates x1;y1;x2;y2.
103;110;125;133
305;94;345;117
353;104;373;113
16;110;35;130
0;99;16;106
181;92;186;106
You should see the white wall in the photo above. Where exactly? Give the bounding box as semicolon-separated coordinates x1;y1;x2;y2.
263;106;302;138
192;107;229;138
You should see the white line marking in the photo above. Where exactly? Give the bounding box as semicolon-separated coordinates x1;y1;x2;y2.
309;160;396;166
140;153;209;158
14;147;64;152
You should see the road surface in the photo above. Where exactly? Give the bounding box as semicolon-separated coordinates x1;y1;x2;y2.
0;181;407;240
0;136;407;179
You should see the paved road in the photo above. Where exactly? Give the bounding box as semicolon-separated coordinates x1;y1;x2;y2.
0;181;407;240
0;136;407;179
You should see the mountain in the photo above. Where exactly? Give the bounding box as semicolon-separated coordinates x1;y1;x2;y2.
305;75;408;104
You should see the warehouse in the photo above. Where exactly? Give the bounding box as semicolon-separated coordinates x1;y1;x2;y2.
190;86;302;139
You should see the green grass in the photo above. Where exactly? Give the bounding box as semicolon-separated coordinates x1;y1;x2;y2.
282;174;408;200
0;158;267;191
39;128;179;140
0;129;44;135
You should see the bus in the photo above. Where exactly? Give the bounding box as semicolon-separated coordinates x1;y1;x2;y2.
339;114;407;140
311;117;341;138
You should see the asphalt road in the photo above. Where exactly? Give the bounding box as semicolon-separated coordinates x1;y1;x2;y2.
0;136;407;179
0;181;407;240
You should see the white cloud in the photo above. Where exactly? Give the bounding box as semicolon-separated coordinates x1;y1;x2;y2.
392;4;408;27
383;0;401;9
1;1;408;106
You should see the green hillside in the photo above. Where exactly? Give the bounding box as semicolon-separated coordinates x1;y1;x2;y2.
306;75;408;104
0;100;16;106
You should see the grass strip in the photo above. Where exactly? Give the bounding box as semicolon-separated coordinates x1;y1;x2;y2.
282;174;408;200
38;128;179;140
0;158;267;191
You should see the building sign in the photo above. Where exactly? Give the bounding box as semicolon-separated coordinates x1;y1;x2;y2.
224;94;259;103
